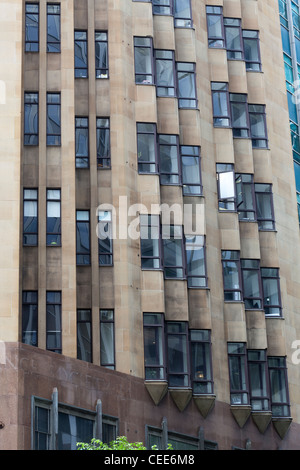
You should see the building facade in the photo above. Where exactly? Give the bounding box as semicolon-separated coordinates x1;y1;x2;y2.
1;0;300;450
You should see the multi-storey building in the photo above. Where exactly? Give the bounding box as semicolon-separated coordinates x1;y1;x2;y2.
1;0;300;450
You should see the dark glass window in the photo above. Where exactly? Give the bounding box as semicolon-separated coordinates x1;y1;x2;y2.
58;412;94;450
176;62;197;108
153;0;172;15
76;210;90;265
230;93;249;138
46;291;62;354
211;82;230;127
47;3;60;52
96;118;110;169
134;37;154;84
140;214;161;269
100;309;115;369
95;31;108;78
224;18;243;59
247;350;270;411
248;104;268;148
155;50;176;97
268;357;290;417
25;3;39;52
24;92;39;145
137;123;158;173
185;235;207;288
261;268;282;316
241;259;262;310
143;313;165;380
173;0;193;28
75;117;89;168
190;330;213;394
206;6;225;48
216;163;236;211
162;225;185;279
255;184;275;230
158;134;180;185
235;173;256;221
167;322;189;387
23;188;38;246
228;343;249;405
98;211;113;266
242;30;261;71
221;250;242;301
77;309;92;363
22;291;38;347
75;31;88;78
47;92;61;146
181;146;202;196
34;406;50;450
46;189;61;246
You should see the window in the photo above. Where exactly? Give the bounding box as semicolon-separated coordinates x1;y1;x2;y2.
211;82;230;127
227;343;249;405
241;259;262;310
162;225;185;279
221;250;242;301
25;3;39;52
137;123;158;174
75;31;88;78
46;189;61;246
100;309;115;369
255;184;275;230
176;62;197;108
95;31;108;78
140;214;161;269
34;404;51;450
47;92;61;146
96;118;110;168
268;357;290;417
206;6;225;48
181;146;202;196
76;210;91;265
235;174;256;221
216;164;236;211
261;268;282;316
190;330;213;394
47;3;60;52
58;411;94;450
22;291;38;347
134;37;154;84
153;0;171;15
185;235;207;288
230;93;249;138
146;424;218;450
143;313;166;380
224;18;243;59
167;322;189;387
77;309;92;363
98;211;113;265
46;291;62;354
158;134;180;185
248;104;268;148
155;50;176;97
23;188;38;246
247;350;270;411
75;117;89;168
242;30;261;71
173;0;193;28
24;92;39;145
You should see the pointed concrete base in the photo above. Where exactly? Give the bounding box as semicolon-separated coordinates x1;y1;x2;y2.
193;394;216;418
272;417;293;440
230;405;252;428
145;381;168;406
252;411;272;434
169;388;192;412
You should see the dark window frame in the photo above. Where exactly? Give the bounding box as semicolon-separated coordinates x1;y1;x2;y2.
185;235;207;288
46;290;62;354
227;342;250;405
268;357;291;417
254;183;276;230
46;188;61;246
95;31;109;79
100;309;115;370
247;349;270;412
224;17;244;60
241;259;263;310
158;133;181;185
137;122;158;174
166;321;190;388
77;309;92;363
25;3;39;52
206;5;225;49
221;250;243;302
98;210;113;266
181;145;202;196
190;329;213;394
76;210;91;266
22;290;38;347
23;188;38;246
134;36;155;85
154;49;176;97
176;61;198;109
140;214;162;270
261;268;282;317
75;117;89;168
96;117;110;169
47;3;61;53
143;312;166;381
211;82;231;127
74;30;88;78
242;30;262;72
24;91;39;146
162;224;186;280
46;92;61;146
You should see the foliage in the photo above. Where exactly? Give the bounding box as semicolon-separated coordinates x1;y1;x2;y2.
77;435;173;451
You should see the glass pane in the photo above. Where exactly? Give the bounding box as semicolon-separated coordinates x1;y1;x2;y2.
100;323;114;365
